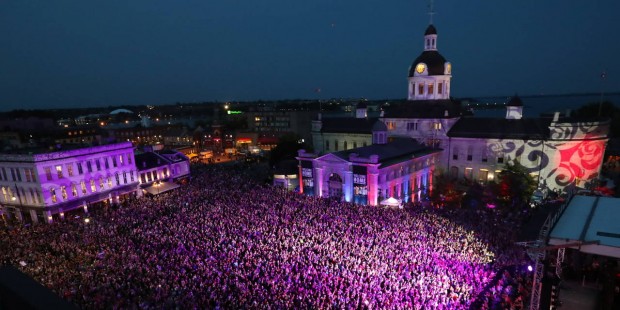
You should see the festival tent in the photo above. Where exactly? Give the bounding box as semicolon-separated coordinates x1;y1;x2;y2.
548;195;620;259
380;197;402;208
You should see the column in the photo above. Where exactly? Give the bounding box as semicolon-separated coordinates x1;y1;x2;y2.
314;168;324;197
14;209;23;222
30;210;38;224
44;210;53;224
344;171;353;203
368;173;379;206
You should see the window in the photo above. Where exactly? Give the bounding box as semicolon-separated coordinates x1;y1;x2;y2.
497;155;504;164
96;159;101;171
438;82;443;94
56;165;63;178
81;181;87;194
353;142;357;149
335;140;339;151
386;122;396;130
1;187;7;202
428;84;434;95
14;168;22;182
29;188;35;204
467;146;473;161
433;122;442;130
127;154;132;165
123;172;128;184
108;177;113;188
1;168;6;181
481;147;488;162
77;162;83;174
71;183;78;197
119;155;124;165
45;167;53;181
452;147;459;160
90;180;97;192
61;186;67;200
363;141;367;147
450;166;459;179
67;164;74;177
130;171;135;182
87;161;92;173
50;188;57;203
104;158;109;169
464;168;473;180
407;122;418;131
344;141;348;150
479;169;489;183
25;169;34;182
115;173;120;185
112;157;117;167
10;168;16;181
418;83;424;95
141;173;146;184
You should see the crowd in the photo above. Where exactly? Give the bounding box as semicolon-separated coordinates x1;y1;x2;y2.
1;163;531;309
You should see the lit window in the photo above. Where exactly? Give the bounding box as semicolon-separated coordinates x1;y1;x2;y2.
61;186;67;200
418;83;424;95
81;181;87;194
108;177;113;188
71;183;78;197
464;168;473;179
119;155;124;165
438;82;443;94
99;177;105;189
45;167;53;181
428;84;434;94
50;188;57;203
66;164;74;177
90;180;96;192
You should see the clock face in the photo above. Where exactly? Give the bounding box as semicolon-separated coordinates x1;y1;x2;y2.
415;63;426;74
446;63;452;74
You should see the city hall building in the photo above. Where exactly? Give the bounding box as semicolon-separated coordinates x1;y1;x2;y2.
0;142;140;224
298;123;440;206
303;22;609;203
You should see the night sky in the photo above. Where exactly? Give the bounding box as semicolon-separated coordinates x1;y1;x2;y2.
1;0;619;111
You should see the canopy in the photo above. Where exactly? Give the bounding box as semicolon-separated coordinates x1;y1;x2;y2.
548;195;620;258
380;197;401;207
144;182;180;196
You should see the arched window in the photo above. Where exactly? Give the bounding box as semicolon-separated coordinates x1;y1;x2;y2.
344;141;348;150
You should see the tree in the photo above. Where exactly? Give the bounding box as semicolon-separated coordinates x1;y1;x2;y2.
497;160;537;207
430;170;462;207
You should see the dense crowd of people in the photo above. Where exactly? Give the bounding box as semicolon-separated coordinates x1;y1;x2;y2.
1;163;531;309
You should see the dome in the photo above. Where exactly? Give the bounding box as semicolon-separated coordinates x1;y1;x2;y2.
408;51;447;76
506;95;523;107
424;24;437;35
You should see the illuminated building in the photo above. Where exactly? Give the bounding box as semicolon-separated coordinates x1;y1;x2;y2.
0;142;139;223
298;123;441;206
307;22;609;198
135;150;190;195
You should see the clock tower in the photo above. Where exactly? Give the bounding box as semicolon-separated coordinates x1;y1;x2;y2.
407;24;452;101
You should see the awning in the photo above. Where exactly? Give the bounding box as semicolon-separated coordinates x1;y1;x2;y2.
380;197;401;207
144;181;180;195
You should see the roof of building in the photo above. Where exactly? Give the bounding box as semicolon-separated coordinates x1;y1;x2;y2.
549;195;620;258
383;99;470;119
320;117;379;134
0;265;77;310
425;24;437;35
135;152;170;170
409;51;447;76
447;117;550;139
372;120;388;132
356;100;368;109
331;137;439;168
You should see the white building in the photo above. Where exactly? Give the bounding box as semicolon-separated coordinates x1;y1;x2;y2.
0;142;140;224
304;22;610;199
135;150;191;195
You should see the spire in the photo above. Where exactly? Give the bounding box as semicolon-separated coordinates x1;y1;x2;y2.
428;0;435;25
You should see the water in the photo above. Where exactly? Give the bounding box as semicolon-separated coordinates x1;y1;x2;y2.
466;92;620;118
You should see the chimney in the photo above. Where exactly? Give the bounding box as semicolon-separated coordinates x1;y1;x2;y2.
553;112;560;122
444;110;449;117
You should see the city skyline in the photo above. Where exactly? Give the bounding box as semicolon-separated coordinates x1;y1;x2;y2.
1;0;619;112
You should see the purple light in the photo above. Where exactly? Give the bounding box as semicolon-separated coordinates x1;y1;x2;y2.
527;265;533;272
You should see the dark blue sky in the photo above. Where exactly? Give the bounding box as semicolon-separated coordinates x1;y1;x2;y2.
1;0;619;111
